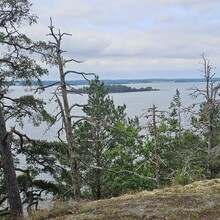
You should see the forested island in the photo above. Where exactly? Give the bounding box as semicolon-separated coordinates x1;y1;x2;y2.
69;84;159;93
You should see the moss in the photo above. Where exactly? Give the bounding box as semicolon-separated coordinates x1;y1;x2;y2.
79;204;94;214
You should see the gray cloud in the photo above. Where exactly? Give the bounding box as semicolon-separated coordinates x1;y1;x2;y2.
29;0;220;79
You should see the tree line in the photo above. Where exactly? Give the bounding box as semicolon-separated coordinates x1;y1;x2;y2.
69;84;159;94
0;1;220;219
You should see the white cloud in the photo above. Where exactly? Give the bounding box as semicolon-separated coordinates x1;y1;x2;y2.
29;0;220;79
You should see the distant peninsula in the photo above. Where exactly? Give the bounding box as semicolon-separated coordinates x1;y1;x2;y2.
69;84;159;94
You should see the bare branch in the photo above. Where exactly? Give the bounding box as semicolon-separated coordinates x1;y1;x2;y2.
0;195;8;205
78;158;156;181
33;81;60;93
64;58;83;64
69;103;87;111
71;115;91;122
64;70;95;79
55;93;67;129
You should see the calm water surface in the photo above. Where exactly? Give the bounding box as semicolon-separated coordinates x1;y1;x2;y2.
7;82;205;140
6;82;206;199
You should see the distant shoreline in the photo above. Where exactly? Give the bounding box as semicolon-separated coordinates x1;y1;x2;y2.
68;84;159;94
12;78;220;86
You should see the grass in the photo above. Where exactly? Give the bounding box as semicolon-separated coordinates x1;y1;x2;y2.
27;178;220;219
78;204;93;214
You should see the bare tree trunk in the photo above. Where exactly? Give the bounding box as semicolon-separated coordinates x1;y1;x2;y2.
59;63;80;201
204;57;214;178
0;106;23;219
69;147;80;200
152;105;160;189
178;105;181;138
190;55;219;178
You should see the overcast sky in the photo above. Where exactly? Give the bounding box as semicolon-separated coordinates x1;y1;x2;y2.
29;0;220;80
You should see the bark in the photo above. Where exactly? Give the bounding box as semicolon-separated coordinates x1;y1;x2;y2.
0;106;23;219
59;53;80;201
95;169;101;200
152;105;160;189
90;118;102;200
178;105;181;138
95;132;101;200
47;20;82;201
207;109;214;178
204;57;214;177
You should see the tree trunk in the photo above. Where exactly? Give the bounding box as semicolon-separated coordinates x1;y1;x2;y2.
48;21;81;201
69;145;80;200
95;169;101;200
152;105;160;189
60;64;80;201
95;143;101;200
95;123;102;200
0;106;23;219
207;111;214;178
62;85;80;201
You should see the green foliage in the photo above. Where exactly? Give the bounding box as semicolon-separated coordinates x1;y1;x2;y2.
15;140;70;186
76;77;125;199
17;174;33;191
4;95;55;127
0;0;50;90
1;7;220;214
83;76;126;120
172;171;190;185
75;77;153;199
0;0;54;217
143;90;207;187
71;84;158;94
0;32;4;42
7;140;72;208
103;121;155;196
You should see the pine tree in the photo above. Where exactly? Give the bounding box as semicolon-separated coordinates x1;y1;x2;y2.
0;1;51;218
75;76;127;199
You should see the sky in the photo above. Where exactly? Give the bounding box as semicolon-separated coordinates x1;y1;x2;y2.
29;0;220;80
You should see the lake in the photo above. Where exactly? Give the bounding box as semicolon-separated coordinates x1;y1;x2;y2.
7;81;205;141
6;81;206;206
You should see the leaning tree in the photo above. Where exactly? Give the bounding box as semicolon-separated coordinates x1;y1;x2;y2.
0;0;53;218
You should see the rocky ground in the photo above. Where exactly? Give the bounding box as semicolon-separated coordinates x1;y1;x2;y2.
33;179;220;220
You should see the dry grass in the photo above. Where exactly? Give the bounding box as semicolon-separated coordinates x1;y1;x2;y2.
29;178;220;219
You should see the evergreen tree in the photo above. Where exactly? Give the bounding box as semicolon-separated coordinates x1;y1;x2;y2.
0;0;52;218
75;76;126;199
144;90;205;186
103;119;155;197
164;90;205;184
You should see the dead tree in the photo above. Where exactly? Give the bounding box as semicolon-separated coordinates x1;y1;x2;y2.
146;105;164;189
190;54;220;177
43;18;94;200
